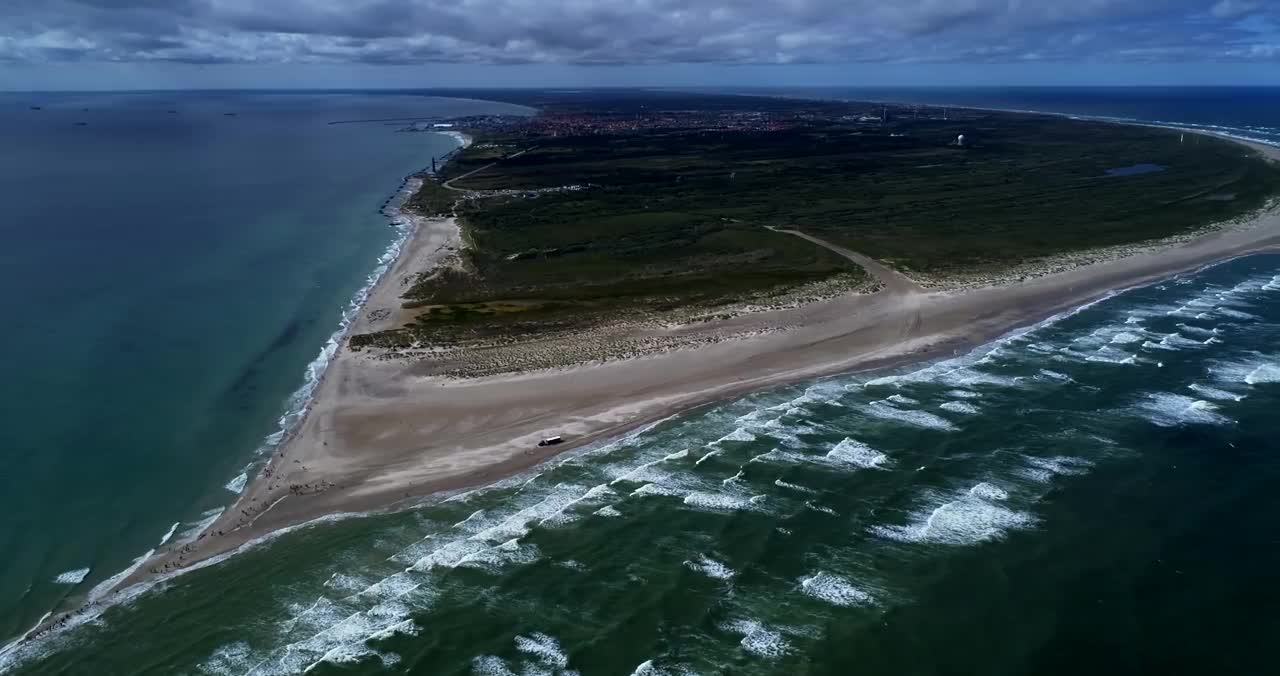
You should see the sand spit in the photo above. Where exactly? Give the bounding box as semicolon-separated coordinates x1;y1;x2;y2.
15;131;1280;651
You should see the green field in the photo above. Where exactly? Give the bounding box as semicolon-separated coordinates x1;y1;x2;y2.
353;96;1280;350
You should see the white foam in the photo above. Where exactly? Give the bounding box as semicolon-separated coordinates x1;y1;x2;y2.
1135;393;1233;427
946;389;981;399
722;619;789;659
178;506;224;542
1208;356;1280;386
197;641;254;675
787;382;848;408
826;437;891;468
1017;455;1093;483
684;554;736;580
806;501;839;516
871;486;1036;546
1217;308;1261;321
967;482;1009;501
1187;383;1246;402
469;487;586;542
1176;323;1220;338
631;482;687;498
799;572;875;607
1246;363;1280;385
52;568;90;585
887;394;920;405
224;471;249;494
713;427;757;444
514;632;569;669
610;456;674;486
1110;331;1145;345
693;449;722;466
864;401;957;431
940;401;979;415
683;490;758;513
594;505;622;518
157;521;180;546
1162;333;1206;350
629;660;697;676
323;573;371;594
471;655;518;676
774;478;817;494
1084;345;1138;364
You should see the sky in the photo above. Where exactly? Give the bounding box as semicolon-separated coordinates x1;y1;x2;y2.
0;0;1278;90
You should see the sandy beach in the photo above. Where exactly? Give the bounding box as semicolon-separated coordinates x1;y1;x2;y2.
23;131;1279;644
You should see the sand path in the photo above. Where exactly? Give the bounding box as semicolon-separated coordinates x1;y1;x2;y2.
769;226;925;295
442;148;532;191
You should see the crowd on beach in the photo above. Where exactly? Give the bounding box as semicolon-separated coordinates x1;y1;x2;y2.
146;453;342;575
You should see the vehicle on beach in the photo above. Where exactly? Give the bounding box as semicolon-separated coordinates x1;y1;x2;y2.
538;435;563;447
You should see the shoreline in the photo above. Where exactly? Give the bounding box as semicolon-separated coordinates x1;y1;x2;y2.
0;130;473;659
7;123;1280;656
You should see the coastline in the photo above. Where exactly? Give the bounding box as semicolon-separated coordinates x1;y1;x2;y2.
8;125;1280;655
0;130;473;658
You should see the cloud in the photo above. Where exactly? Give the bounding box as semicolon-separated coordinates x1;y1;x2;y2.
0;0;1277;66
1210;0;1262;19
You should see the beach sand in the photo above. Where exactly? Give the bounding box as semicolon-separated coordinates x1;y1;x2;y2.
26;132;1280;642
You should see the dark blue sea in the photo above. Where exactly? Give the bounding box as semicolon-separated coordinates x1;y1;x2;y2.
2;87;1279;675
755;85;1280;148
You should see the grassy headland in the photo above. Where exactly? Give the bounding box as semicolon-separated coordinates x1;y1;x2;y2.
353;92;1280;353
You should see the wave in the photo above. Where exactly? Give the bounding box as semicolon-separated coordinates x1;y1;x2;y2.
1246;363;1280;384
630;660;698;676
51;568;89;585
513;632;569;669
1016;455;1094;484
826;437;891;468
871;483;1036;546
685;554;736;580
940;401;980;415
178;507;224;543
721;619;790;659
799;572;876;607
223;471;248;495
1187;383;1246;402
156;521;180;547
1135;393;1233;427
469;632;571;676
864;401;957;431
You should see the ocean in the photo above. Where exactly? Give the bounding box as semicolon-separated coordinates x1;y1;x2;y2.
756;86;1280;148
2;87;1280;675
0;91;529;656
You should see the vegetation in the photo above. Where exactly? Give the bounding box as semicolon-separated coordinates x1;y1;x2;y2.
404;177;457;217
358;93;1280;348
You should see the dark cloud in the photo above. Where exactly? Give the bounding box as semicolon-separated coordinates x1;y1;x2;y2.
0;0;1276;66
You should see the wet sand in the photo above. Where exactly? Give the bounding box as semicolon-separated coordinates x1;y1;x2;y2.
24;133;1280;645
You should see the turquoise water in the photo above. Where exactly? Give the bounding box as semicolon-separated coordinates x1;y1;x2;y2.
7;253;1280;674
0;92;529;643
